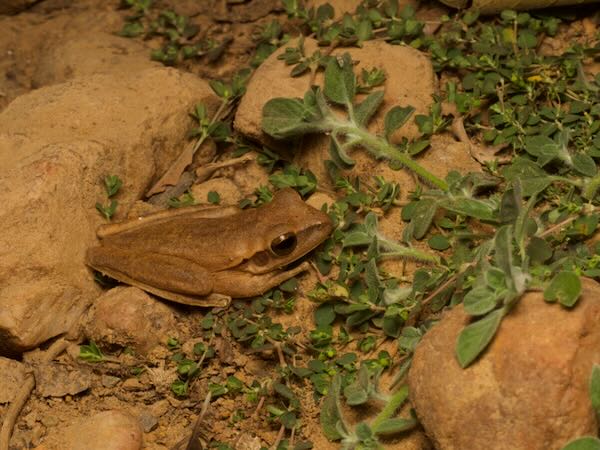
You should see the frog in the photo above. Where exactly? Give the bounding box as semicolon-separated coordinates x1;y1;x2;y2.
86;188;333;307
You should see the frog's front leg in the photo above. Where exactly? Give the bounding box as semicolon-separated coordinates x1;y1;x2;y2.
86;245;214;296
211;262;311;298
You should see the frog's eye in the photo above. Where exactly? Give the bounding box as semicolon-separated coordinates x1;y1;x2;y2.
270;232;297;256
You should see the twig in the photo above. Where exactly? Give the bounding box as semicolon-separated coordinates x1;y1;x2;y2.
538;215;578;238
0;338;68;450
270;424;286;450
273;342;286;368
251;395;265;419
184;391;212;450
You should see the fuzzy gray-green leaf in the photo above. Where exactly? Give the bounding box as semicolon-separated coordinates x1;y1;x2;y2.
354;90;384;127
262;97;328;139
324;53;356;106
320;374;347;440
463;287;498;316
560;437;600;450
384;105;415;140
544;271;581;307
456;308;504;368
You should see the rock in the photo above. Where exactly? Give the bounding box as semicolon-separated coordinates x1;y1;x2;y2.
34;362;91;397
31;31;157;88
0;5;126;110
0;67;218;354
122;377;145;392
235;37;434;147
236;434;264;450
101;375;121;388
84;287;177;355
408;277;600;450
234;38;479;202
35;410;143;450
190;177;242;206
138;410;159;433
0;356;27;403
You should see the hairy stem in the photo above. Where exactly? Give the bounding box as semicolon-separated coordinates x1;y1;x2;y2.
335;124;449;191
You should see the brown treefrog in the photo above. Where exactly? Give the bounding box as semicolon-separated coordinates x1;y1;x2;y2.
86;188;333;307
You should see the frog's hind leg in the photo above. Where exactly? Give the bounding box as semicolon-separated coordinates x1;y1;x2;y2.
86;245;215;301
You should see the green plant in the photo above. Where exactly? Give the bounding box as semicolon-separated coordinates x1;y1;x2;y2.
119;3;230;66
95;174;122;220
79;340;104;363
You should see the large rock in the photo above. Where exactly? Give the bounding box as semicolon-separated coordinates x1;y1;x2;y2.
34;410;143;450
31;31;156;88
235;38;435;146
0;3;128;111
0;67;218;354
234;37;479;219
0;356;27;403
408;277;600;450
83;287;177;355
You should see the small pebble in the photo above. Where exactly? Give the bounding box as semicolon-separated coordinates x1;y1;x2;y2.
121;378;144;391
138;411;159;433
101;375;121;388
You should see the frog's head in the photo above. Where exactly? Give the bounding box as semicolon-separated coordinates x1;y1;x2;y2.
245;188;333;274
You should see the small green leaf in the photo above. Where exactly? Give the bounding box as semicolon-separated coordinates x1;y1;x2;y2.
572;153;598;177
590;365;600;416
342;231;372;248
560;437;600;450
411;198;437;239
103;175;122;197
96;199;118;220
207;191;220;204
119;21;145;38
445;198;496;221
274;382;296;400
428;234;450;251
279;411;297;429
354;91;384;127
320;375;347;440
79;341;104;363
209;80;230;99
456;308;504;368
502;157;551;197
384;105;415;140
262;97;327;140
329;138;356;168
343;381;369;405
524;135;560;167
544;271;582;307
356;19;373;42
494;225;513;278
323;53;356;106
171;379;188;397
526;236;552;264
463;287;498;316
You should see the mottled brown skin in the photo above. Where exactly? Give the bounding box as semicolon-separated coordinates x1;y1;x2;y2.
86;188;333;306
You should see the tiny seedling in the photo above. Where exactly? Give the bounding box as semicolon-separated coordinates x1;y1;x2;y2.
95;174;122;220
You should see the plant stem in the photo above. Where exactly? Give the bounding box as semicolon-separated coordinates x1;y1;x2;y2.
378;238;441;265
370;385;409;432
336;124;449;191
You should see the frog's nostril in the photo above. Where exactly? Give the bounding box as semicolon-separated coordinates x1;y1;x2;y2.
251;250;270;266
